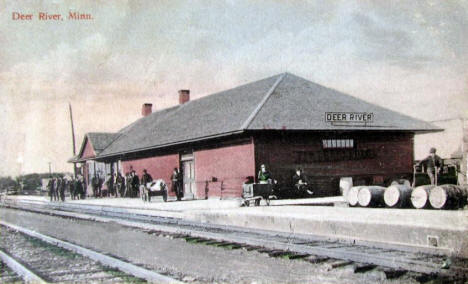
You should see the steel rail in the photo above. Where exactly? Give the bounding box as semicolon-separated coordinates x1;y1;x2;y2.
0;249;46;283
0;221;181;284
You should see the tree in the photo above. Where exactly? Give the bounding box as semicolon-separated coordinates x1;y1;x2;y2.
0;176;17;190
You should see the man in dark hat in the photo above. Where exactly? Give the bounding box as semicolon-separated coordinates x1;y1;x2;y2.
141;169;153;186
292;168;313;197
97;175;103;197
171;168;183;201
48;177;55;202
292;168;307;186
116;172;124;197
124;172;132;197
91;175;98;198
131;170;140;197
69;177;76;200
53;177;60;201
77;176;85;199
418;147;443;185
59;177;66;201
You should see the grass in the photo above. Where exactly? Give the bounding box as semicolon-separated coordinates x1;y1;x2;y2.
25;235;79;259
103;266;147;283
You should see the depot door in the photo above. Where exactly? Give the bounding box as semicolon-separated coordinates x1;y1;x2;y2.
181;154;196;199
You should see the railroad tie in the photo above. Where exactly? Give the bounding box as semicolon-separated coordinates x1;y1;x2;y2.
268;250;290;257
287;253;310;259
242;245;262;251
381;268;408;279
324;260;354;271
353;263;377;273
204;241;224;245
257;248;273;253
304;255;329;264
217;242;241;249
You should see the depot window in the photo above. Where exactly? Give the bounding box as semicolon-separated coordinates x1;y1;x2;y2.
322;139;354;149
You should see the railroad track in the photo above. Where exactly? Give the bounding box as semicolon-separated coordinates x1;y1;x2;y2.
0;259;23;283
0;222;180;283
2;200;468;282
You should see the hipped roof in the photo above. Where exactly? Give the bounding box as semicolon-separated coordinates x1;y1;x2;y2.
83;73;440;159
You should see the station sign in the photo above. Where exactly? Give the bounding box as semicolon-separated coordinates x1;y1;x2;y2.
325;112;374;123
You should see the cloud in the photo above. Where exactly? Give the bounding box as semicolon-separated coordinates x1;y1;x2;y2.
1;0;468;176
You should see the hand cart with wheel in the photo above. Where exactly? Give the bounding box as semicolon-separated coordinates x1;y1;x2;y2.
242;183;276;206
140;179;168;202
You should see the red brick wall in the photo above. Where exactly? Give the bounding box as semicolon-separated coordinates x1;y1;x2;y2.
81;138;96;159
194;140;255;198
255;132;414;196
121;154;179;196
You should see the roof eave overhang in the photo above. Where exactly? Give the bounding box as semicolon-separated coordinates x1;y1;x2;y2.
411;128;444;134
95;129;246;160
67;156;96;163
89;127;443;161
245;127;444;133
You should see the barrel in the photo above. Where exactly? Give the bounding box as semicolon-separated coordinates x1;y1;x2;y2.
460;185;468;208
339;177;353;201
429;184;468;210
390;179;411;188
357;186;386;207
347;186;365;207
410;185;435;209
384;184;412;208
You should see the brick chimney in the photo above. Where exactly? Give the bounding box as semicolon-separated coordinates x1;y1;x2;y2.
141;103;152;117
178;90;190;105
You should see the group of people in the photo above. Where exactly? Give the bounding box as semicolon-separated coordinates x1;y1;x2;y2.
258;163;309;187
90;170;144;198
87;167;184;200
257;164;314;197
48;176;85;202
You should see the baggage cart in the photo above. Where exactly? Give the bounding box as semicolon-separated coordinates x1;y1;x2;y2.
242;183;276;206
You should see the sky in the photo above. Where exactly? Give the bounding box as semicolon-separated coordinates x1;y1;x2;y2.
1;0;467;176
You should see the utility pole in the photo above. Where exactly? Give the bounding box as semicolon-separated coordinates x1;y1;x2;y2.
48;162;52;176
69;103;77;178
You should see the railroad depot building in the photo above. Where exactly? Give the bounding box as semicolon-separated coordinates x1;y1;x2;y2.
70;73;440;199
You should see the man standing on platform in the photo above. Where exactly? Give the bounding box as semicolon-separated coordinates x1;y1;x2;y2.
77;175;85;199
171;168;183;201
125;172;132;197
141;169;153;187
97;176;103;197
418;147;443;185
59;177;66;201
48;177;55;202
116;172;124;197
53;177;60;201
91;175;98;198
131;170;140;197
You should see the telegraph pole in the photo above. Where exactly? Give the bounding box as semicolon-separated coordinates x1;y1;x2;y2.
69;103;77;178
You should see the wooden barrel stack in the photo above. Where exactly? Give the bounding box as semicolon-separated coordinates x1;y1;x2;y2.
347;186;365;207
346;183;467;209
384;184;412;208
410;185;434;209
428;184;468;210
